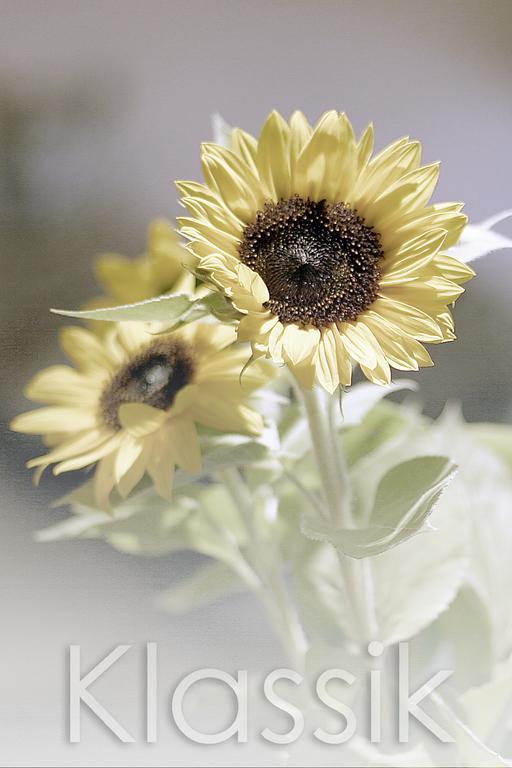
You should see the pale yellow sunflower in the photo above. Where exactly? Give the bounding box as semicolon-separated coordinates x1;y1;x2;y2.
177;110;474;392
84;219;196;328
11;322;270;509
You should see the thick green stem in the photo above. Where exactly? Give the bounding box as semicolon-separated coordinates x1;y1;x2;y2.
299;385;378;648
220;466;308;671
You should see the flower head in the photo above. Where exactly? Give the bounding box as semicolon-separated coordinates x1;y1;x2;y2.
11;321;270;508
177;110;474;391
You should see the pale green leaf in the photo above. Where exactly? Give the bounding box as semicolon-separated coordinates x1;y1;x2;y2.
372;485;469;644
431;692;512;767
51;292;197;323
436;586;493;690
340;400;413;468
461;652;512;746
302;456;457;558
295;485;468;646
292;544;353;645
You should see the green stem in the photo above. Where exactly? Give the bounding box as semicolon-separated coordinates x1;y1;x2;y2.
220;466;308;671
298;384;378;648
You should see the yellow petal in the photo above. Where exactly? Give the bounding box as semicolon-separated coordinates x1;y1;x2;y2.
114;434;144;484
331;113;357;200
52;433;122;474
257;110;291;200
167;418;201;474
332;328;353;386
315;329;340;394
291;358;317;389
184;321;237;356
24;366;100;405
372;295;444;342
289;110;313;169
432;252;475;284
293;111;345;201
116;442;149;498
147;426;176;501
267;321;285;363
367;161;439;227
116;322;150;355
236;264;270;304
26;428;111;470
237;311;278;343
338;322;378;369
351;138;418;206
188;393;263;435
201;145;263;223
117;402;167;437
359;359;392;386
363;312;429;370
59;326;116;371
178;216;240;257
355;123;374;174
381;205;466;252
282;324;320;366
381;229;448;283
384;277;465;305
94;453;117;511
12;406;97;434
230;128;259;175
197;348;271;391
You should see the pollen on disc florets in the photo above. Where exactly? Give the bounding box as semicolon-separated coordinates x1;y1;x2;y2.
100;338;196;430
238;195;384;328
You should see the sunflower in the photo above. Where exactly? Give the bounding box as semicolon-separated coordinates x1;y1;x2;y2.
11;322;270;509
177;110;474;392
84;219;196;329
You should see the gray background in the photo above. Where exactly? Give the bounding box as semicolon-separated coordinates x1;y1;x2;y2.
1;1;511;765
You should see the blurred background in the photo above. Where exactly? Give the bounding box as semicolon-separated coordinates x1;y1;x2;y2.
1;1;511;765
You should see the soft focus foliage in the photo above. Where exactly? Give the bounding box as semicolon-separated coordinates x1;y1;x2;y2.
38;385;512;765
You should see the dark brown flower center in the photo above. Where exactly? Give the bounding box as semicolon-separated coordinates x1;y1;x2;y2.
238;196;383;328
100;338;195;430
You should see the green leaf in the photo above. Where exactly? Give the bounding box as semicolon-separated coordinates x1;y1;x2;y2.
371;484;468;644
340;400;413;468
202;291;241;322
51;292;198;323
302;455;457;558
436;586;493;690
292;543;353;645
461;652;512;745
295;484;468;646
431;692;512;767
